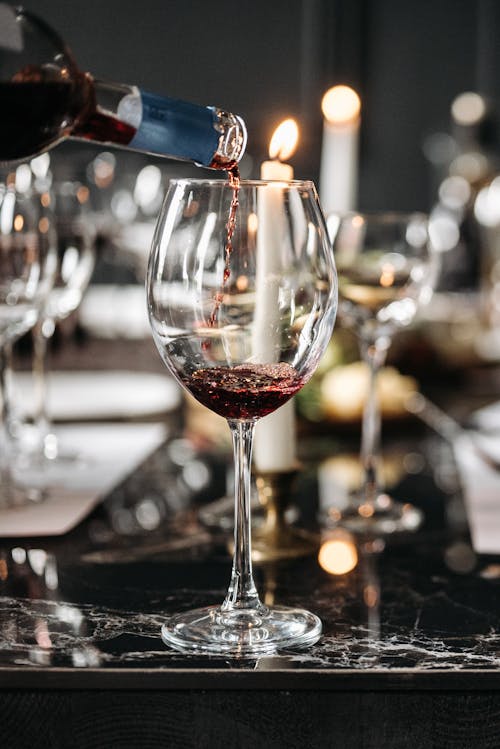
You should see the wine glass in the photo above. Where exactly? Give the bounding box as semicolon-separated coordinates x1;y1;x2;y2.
327;211;436;534
29;175;96;462
147;178;337;655
0;167;56;505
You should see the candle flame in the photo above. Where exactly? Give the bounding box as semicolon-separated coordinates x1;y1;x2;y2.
269;118;299;161
318;536;358;575
380;263;395;287
38;217;50;234
322;85;361;125
76;186;90;205
236;275;249;291
247;212;258;234
451;91;486;127
358;502;375;518
364;584;379;609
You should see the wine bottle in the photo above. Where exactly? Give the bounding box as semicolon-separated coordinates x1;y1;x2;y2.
0;4;247;168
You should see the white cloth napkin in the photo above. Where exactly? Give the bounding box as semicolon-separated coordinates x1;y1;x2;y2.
79;285;151;339
0;422;167;537
454;430;500;554
14;370;181;422
471;400;500;433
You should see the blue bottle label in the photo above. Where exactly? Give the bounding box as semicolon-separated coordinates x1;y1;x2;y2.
129;90;219;167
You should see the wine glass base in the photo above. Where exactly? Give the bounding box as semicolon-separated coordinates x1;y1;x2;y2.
0;481;45;509
14;450;87;487
44;451;87;468
42;433;88;467
161;604;322;657
324;494;423;536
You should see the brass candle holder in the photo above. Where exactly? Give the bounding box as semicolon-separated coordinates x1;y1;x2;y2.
250;467;319;562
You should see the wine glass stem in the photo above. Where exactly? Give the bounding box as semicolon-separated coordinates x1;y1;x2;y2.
1;341;14;432
222;419;262;613
0;342;15;495
32;318;52;455
359;337;389;507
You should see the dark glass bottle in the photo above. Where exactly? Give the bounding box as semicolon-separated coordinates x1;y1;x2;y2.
0;4;247;168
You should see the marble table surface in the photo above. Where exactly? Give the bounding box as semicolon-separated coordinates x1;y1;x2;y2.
1;425;499;691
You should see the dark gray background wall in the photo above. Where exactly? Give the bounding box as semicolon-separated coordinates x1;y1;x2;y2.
20;0;500;211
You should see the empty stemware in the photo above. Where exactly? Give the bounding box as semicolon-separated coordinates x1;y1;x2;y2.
327;211;437;535
0;166;56;504
29;174;96;463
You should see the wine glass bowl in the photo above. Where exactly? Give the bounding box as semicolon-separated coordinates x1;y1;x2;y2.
327;211;436;535
330;212;431;336
0;167;56;505
149;180;336;419
0;176;55;343
147;178;337;655
46;179;96;324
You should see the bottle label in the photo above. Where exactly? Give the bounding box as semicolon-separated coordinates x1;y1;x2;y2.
129;90;219;167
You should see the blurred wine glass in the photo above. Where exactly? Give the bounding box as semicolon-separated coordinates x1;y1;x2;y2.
74;152;165;341
29;175;96;462
0;165;56;505
85;151;165;282
327;211;437;535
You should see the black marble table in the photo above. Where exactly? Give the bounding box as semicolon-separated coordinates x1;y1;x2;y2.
1;423;500;748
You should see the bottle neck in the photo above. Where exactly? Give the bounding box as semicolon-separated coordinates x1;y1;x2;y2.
72;76;247;169
209;108;248;170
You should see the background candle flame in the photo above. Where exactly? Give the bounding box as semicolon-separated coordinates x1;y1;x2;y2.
318;536;358;575
268;118;299;161
321;85;361;126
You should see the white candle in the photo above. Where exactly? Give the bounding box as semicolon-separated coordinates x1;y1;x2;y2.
253;121;298;473
319;85;361;216
259;159;293;182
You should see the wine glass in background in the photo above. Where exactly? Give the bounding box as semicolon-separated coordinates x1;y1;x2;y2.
108;158;165;281
147;178;337;655
326;212;437;535
28;172;96;462
0;166;56;505
85;150;161;282
74;151;167;341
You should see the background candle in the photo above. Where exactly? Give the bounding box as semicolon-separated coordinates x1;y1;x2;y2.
253;120;298;473
319;85;361;216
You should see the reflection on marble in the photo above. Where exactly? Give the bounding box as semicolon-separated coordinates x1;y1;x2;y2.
3;550;500;673
1;433;500;681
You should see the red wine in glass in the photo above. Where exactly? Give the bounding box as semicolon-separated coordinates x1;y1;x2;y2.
185;362;304;420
